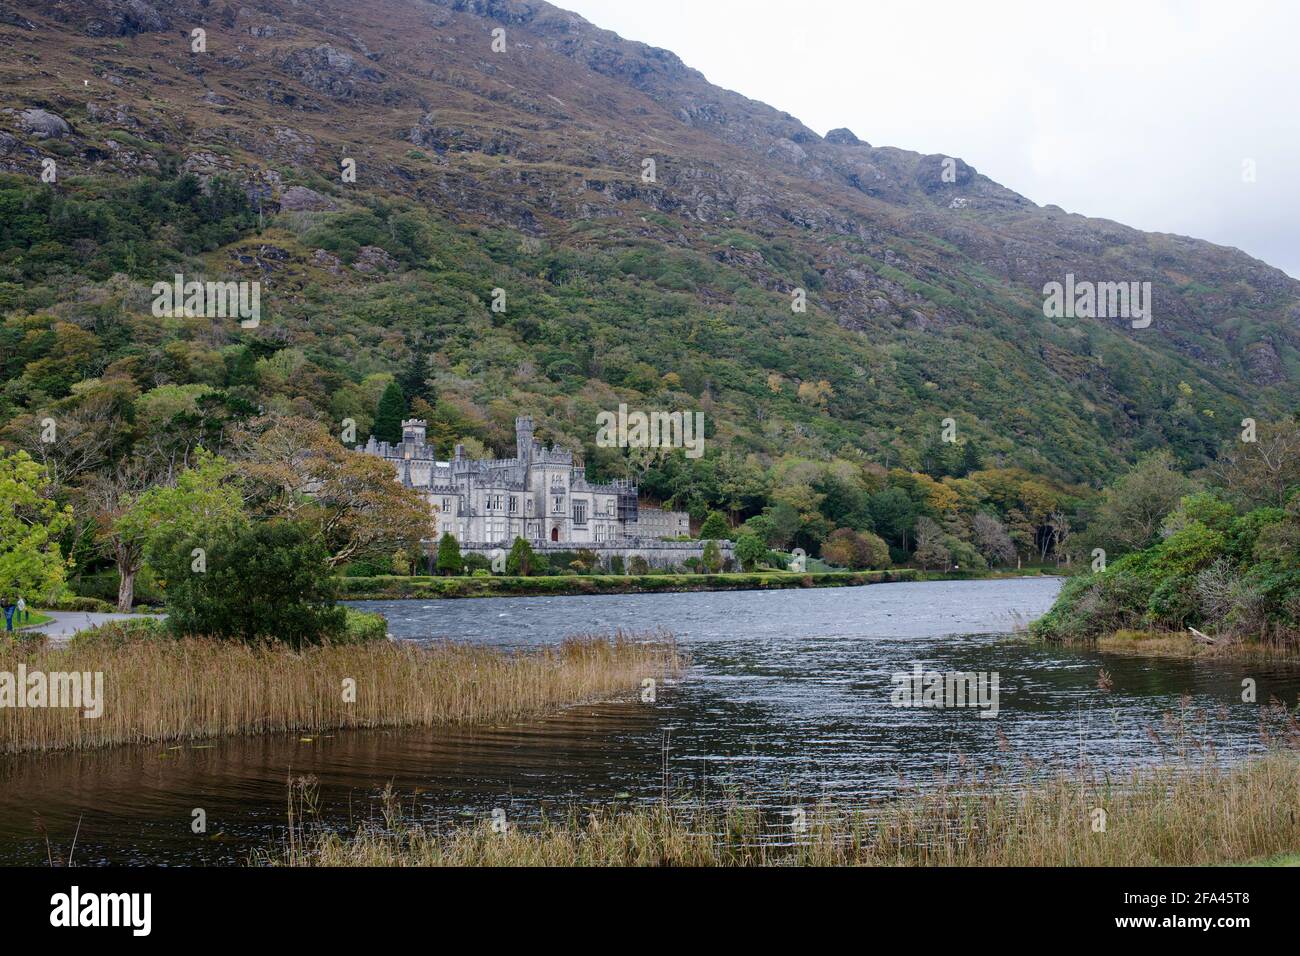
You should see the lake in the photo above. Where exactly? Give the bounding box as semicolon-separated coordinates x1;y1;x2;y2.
3;577;1297;865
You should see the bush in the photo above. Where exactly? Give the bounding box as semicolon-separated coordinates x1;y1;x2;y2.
43;595;115;612
735;533;768;571
155;521;346;648
337;608;389;644
820;528;891;570
68;617;171;648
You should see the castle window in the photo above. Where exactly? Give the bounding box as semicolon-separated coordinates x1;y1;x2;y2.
509;496;518;514
573;501;587;526
553;495;564;514
441;498;452;514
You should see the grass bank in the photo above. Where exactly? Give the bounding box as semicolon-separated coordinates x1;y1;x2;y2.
13;610;54;630
337;569;916;600
0;632;681;755
273;753;1300;867
1065;628;1300;661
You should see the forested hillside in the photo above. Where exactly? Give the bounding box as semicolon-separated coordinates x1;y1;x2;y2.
1;0;1297;584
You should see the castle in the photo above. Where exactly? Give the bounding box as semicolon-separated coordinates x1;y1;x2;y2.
357;416;720;568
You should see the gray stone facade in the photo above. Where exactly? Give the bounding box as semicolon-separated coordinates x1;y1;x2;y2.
357;416;717;566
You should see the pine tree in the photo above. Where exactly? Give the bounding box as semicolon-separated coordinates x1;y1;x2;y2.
506;536;537;576
436;532;462;576
373;380;406;444
398;339;435;406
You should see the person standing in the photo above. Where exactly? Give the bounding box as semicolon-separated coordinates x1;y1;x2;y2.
1;597;14;633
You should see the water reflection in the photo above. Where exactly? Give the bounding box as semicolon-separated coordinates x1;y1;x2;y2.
2;578;1298;865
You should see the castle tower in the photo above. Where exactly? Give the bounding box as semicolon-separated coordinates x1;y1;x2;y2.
402;419;427;446
516;416;534;462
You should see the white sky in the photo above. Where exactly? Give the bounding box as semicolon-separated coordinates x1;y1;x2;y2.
560;0;1300;278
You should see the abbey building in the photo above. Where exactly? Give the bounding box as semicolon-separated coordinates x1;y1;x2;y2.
357;416;696;554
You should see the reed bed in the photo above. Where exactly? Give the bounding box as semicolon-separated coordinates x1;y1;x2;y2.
274;753;1300;867
0;632;681;754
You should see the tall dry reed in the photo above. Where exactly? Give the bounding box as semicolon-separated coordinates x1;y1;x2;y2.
275;753;1300;867
0;632;681;754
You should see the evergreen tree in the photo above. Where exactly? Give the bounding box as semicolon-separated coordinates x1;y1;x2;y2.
436;532;462;576
226;346;259;388
699;510;730;540
506;536;538;576
373;380;407;444
398;339;435;406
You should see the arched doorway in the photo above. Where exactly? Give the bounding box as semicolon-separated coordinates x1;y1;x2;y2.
551;526;559;542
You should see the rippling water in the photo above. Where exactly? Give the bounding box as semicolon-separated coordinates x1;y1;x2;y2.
3;578;1298;865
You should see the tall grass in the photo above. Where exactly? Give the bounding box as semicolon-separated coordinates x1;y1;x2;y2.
0;632;681;754
274;753;1300;867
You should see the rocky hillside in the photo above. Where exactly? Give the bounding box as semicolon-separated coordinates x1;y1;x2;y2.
0;0;1296;487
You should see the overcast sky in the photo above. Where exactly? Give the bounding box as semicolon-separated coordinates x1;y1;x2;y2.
561;0;1300;278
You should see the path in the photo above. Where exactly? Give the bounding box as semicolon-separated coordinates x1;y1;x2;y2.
16;610;163;645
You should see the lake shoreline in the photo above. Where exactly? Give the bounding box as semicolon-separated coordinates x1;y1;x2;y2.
337;567;1058;600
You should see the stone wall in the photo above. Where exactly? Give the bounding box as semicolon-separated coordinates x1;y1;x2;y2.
460;538;733;570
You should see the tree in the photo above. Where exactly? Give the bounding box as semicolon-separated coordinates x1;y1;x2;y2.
2;377;138;493
1207;419;1300;509
913;516;952;570
735;532;768;571
0;450;72;604
80;460;157;611
506;536;538;576
868;486;917;552
373;380;406;444
972;513;1015;566
397;337;436;407
741;513;777;546
155;520;345;647
701;539;723;573
436;532;462;576
1088;451;1196;554
231;415;433;567
699;511;730;540
131;450;248;571
821;527;890;569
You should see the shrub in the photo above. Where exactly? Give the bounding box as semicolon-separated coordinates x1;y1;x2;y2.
155;521;345;648
338;608;388;644
68;617;171;648
734;533;767;571
701;540;723;573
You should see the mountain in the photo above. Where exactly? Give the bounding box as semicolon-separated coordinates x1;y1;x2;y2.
1;0;1297;494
